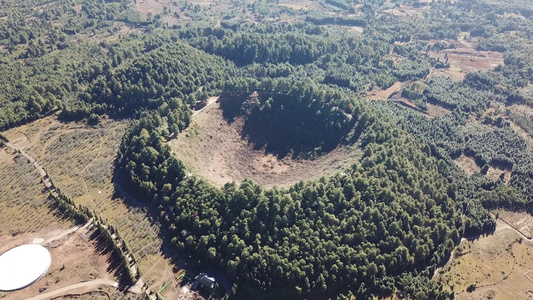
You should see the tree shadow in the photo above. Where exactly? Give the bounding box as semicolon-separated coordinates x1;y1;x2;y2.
45;197;82;225
218;94;248;124
88;228;132;290
218;94;357;159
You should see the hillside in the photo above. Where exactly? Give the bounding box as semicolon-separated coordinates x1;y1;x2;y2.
171;99;362;188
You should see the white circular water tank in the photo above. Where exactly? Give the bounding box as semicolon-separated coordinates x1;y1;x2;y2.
0;244;51;291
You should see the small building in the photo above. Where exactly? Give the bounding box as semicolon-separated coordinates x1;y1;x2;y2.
193;273;216;291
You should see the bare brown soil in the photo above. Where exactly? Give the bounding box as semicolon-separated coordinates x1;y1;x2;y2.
435;217;533;299
427;66;466;82
425;103;452;118
495;210;533;239
171;102;362;189
454;154;481;176
367;81;403;100
428;38;504;77
0;225;125;300
486;165;511;184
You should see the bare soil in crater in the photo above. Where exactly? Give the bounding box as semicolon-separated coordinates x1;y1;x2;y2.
170;102;361;189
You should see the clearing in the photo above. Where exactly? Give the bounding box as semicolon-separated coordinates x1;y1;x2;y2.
427;65;465;82
485;165;511;184
367;81;403;100
507;104;533;147
0;145;73;236
434;215;533;299
454;154;480;176
0;223;136;300
277;0;316;11
508;104;533;119
453;153;511;183
170;101;362;188
2;116;187;298
428;37;504;80
378;3;430;18
494;210;533;239
425;103;452;118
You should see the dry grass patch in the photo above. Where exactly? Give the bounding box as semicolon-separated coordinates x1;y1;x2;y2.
3;117;127;198
367;81;403;100
441;232;515;292
435;218;533;299
278;0;319;11
2;117;179;290
0;147;73;236
378;3;430;18
485;166;511;184
171;102;362;188
425;103;452;118
428;65;465;82
135;0;170;16
509;121;533;149
509;104;533;118
453;153;512;183
74;188;184;299
75;188;161;261
454;154;481;176
428;42;504;76
495;210;533;239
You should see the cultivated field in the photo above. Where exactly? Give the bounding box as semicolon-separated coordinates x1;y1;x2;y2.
0;146;73;236
434;217;533;300
428;37;504;79
171;101;362;188
2;116;191;298
378;3;430;18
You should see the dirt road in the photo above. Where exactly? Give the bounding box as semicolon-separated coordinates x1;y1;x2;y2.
433;238;466;278
192;96;219;118
4;137;144;297
25;279;118;300
494;216;533;242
